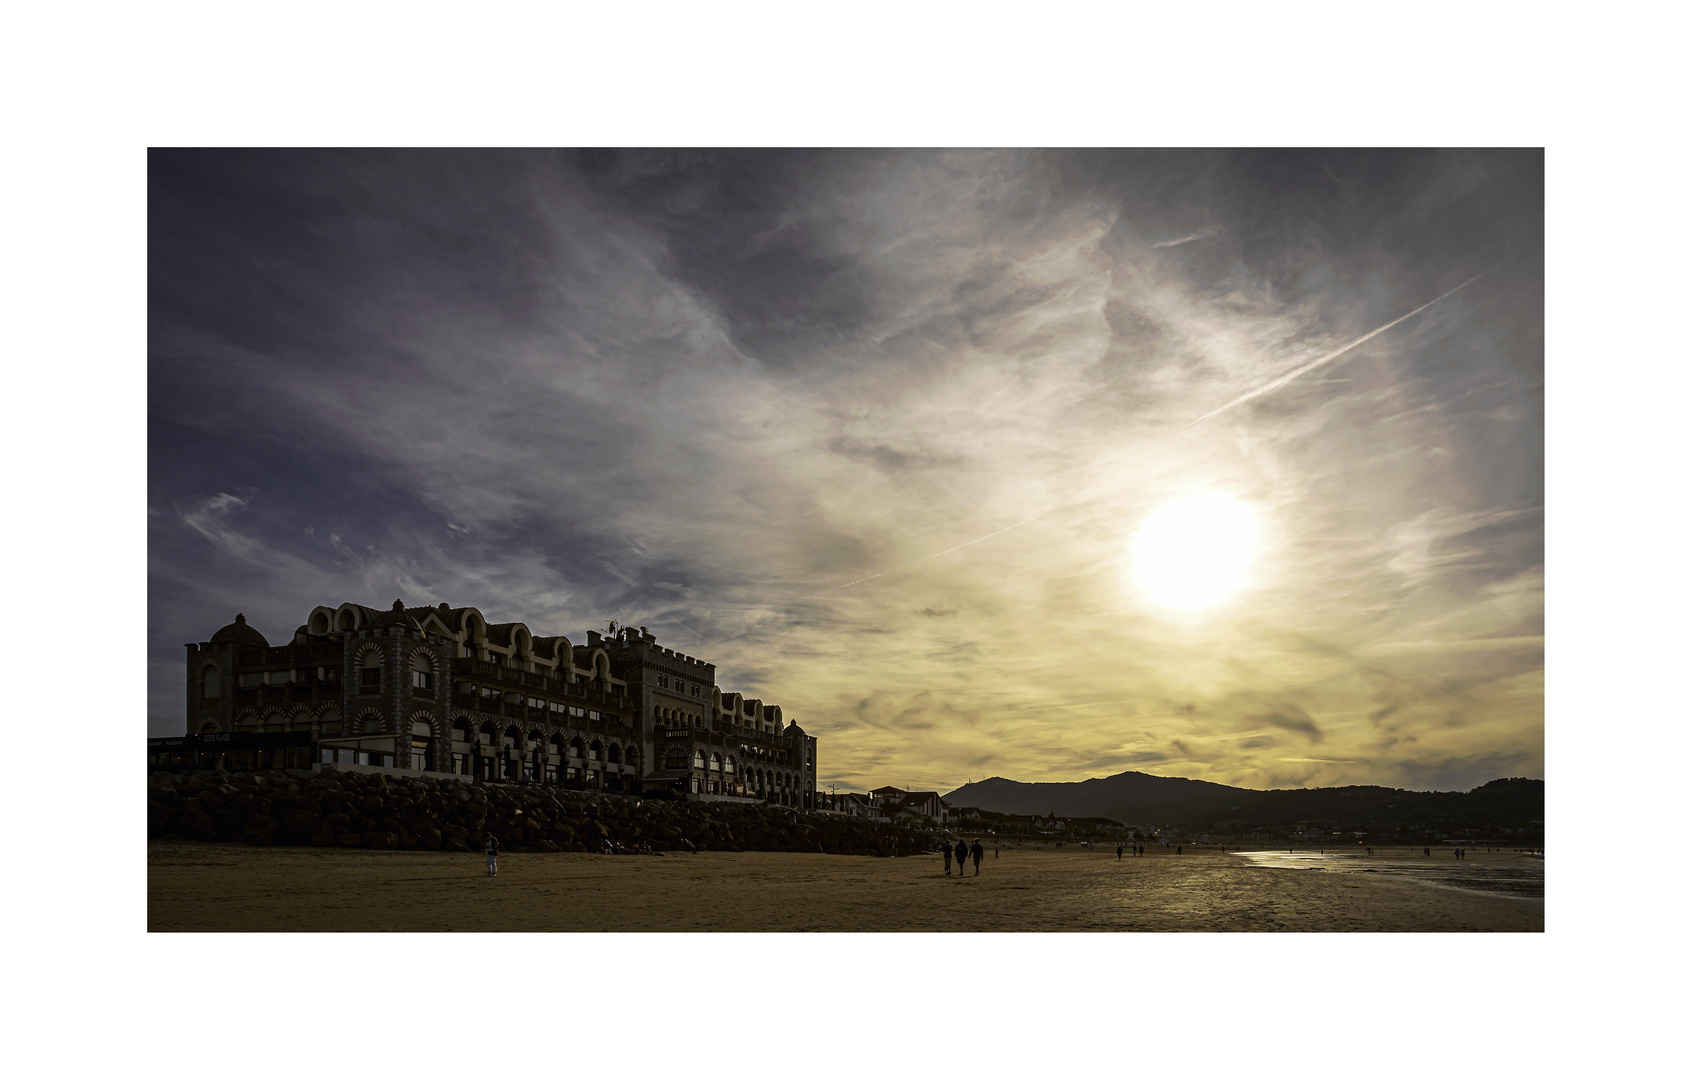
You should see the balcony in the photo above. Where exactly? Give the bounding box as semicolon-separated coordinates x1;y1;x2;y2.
232;682;340;707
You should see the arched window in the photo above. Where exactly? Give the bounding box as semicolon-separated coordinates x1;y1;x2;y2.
607;744;623;765
588;740;603;762
201;666;219;698
359;653;382;694
692;750;705;770
309;611;331;635
411;654;434;691
709;753;722;772
724;756;736;776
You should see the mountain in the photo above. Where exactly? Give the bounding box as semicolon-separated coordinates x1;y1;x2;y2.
942;772;1544;837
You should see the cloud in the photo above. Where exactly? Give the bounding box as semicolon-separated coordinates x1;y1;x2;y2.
1253;706;1324;744
149;150;1542;793
176;493;259;562
1150;226;1217;248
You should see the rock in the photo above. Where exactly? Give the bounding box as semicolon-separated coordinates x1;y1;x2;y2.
307;822;337;846
335;831;362;847
363;831;397;849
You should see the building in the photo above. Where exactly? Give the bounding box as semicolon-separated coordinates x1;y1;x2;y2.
604;626;817;807
180;601;816;807
869;786;946;822
819;792;881;819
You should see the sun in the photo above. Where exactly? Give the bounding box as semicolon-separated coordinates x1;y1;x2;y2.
1129;491;1262;611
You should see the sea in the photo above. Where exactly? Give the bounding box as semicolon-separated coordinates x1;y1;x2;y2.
1231;849;1544;900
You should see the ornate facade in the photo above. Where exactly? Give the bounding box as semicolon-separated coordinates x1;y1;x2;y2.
183;601;817;807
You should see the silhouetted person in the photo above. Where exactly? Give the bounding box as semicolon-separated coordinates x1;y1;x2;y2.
955;839;969;874
1424;847;1431;858
971;839;984;875
942;840;953;875
1117;845;1124;860
1176;845;1182;855
484;833;499;877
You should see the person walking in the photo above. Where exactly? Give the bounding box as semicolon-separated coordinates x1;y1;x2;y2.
1117;844;1124;860
954;838;969;876
970;838;984;876
484;833;500;877
942;839;953;875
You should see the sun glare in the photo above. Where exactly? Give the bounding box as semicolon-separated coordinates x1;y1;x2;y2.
1129;492;1262;612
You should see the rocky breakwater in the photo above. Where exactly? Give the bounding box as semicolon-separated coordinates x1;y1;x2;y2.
148;769;935;857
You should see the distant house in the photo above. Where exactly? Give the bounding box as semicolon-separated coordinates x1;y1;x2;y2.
820;792;881;820
871;786;945;821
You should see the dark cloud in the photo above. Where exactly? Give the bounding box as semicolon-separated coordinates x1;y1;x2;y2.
1255;707;1324;744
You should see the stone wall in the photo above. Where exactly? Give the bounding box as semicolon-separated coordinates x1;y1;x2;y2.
147;769;934;857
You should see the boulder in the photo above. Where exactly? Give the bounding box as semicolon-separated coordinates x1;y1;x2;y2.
363;831;397;849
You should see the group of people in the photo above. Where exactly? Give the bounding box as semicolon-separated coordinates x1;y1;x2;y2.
941;838;986;875
1115;844;1146;858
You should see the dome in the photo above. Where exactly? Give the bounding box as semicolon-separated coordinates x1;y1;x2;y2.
210;613;270;648
371;598;421;630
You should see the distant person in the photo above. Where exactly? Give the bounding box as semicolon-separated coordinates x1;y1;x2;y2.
484;833;500;877
955;839;969;874
1423;847;1431;858
1176;845;1182;855
942;840;953;875
1117;845;1124;860
971;839;984;875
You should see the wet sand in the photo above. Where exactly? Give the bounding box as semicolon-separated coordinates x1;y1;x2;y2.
149;842;1542;931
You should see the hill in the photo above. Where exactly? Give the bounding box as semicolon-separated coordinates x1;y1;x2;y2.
942;773;1543;841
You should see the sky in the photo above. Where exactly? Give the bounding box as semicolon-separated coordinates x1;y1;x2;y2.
148;148;1543;794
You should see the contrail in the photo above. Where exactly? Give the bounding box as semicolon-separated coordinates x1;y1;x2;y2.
814;263;1506;597
1152;226;1217;249
814;512;1047;596
1186;261;1507;428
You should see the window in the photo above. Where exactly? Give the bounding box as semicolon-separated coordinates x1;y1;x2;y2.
692;750;705;770
657;675;668;689
411;655;434;690
201;668;219;697
361;667;380;689
481;686;500;700
691;683;700;697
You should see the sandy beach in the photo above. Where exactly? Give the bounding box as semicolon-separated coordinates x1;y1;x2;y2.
149;842;1542;932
